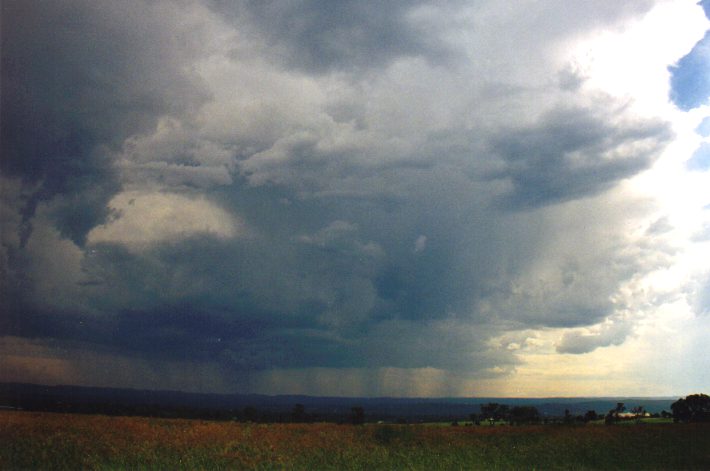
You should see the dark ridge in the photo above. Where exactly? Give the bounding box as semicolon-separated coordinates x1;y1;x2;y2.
0;382;678;423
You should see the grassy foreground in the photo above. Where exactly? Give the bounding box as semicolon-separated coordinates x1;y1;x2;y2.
2;411;710;470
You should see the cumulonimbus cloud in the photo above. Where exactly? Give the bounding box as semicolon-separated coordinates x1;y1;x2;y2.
1;0;708;396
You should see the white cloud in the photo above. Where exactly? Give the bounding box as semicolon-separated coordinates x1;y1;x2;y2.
568;1;708;109
87;191;243;248
414;235;427;253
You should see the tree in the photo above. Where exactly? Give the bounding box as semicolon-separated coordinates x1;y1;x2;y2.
605;403;625;425
631;405;646;423
563;409;574;425
583;410;598;422
480;403;509;425
671;394;710;422
291;403;307;423
350;406;365;425
242;406;259;422
509;406;540;425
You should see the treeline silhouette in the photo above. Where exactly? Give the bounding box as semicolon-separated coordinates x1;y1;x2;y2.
0;383;368;423
0;396;367;423
3;382;704;424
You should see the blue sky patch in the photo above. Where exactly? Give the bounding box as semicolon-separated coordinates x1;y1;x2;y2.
697;117;710;137
701;0;710;19
688;142;710;171
669;28;710;111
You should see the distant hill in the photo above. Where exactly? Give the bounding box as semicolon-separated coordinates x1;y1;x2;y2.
0;382;677;422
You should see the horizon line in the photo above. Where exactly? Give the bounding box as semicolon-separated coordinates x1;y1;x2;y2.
1;381;688;401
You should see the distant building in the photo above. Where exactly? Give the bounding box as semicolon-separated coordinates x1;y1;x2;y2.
617;412;650;419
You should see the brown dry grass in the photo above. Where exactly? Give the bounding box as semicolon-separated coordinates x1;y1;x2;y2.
1;410;709;470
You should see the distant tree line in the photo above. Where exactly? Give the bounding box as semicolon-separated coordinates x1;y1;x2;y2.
468;403;601;426
466;400;700;427
288;404;364;425
469;403;542;425
4;385;708;425
468;403;604;426
0;395;373;424
600;395;710;425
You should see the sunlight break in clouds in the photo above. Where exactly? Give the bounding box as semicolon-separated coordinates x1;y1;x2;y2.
1;0;709;397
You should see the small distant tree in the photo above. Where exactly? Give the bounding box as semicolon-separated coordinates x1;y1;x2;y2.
671;394;710;423
583;410;598;423
480;403;495;424
480;403;509;425
509;406;540;425
631;406;646;423
242;406;259;422
350;406;365;425
605;403;625;425
291;403;307;423
563;409;574;425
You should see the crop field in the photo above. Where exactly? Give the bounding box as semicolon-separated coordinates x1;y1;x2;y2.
1;410;710;470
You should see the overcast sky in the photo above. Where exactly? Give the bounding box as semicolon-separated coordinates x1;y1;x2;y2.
1;0;709;397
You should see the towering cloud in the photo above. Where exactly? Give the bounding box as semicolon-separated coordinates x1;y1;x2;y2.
1;0;709;396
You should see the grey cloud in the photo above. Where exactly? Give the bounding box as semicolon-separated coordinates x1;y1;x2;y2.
0;232;499;373
207;0;454;73
488;107;672;210
81;162;655;370
207;0;658;78
646;217;674;236
481;265;618;329
694;276;710;316
471;190;675;330
0;0;685;392
357;320;516;372
692;222;710;242
1;0;207;244
556;319;631;354
557;66;587;92
216;317;516;374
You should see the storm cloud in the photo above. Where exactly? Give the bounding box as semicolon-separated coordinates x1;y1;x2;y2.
1;0;207;244
1;0;708;396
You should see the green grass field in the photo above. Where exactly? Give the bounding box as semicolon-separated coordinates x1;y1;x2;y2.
1;410;709;470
